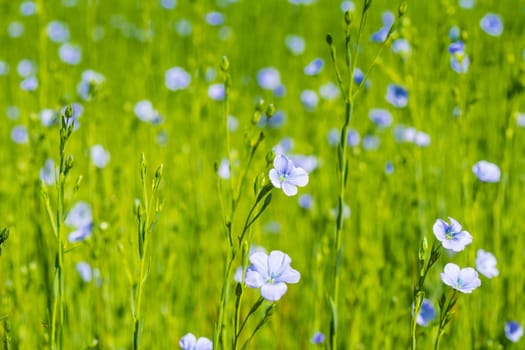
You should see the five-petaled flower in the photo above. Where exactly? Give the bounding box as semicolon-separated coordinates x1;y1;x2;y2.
505;321;523;342
269;154;309;196
440;263;481;294
433;217;472;252
245;250;300;301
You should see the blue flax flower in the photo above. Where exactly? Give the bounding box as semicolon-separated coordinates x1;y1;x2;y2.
505;321;523;342
415;298;436;326
245;250;300;301
304;58;324;76
385;84;408;108
480;13;503;37
179;333;212;350
269;154;308;196
433;217;472;252
311;331;325;344
66;201;93;243
472;160;500;183
369;108;393;128
475;249;498;278
441;263;481;293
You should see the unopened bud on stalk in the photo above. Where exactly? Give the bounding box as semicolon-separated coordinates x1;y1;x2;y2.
220;55;230;72
398;2;407;17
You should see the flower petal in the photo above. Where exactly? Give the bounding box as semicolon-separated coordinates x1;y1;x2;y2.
289;167;309;187
245;268;265;288
432;219;447;241
282;182;298;196
448;217;462;232
179;333;197;349
268;250;291;276
261;282;288;301
278;266;300;284
269;169;282;188
195;337;213;350
249;252;269;276
273;154;289;173
441;263;460;287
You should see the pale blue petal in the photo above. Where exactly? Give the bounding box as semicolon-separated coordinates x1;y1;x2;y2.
282;182;298;196
245;268;264;288
289;167;309;187
195;337;213;350
261;282;287;301
179;333;197;350
268;251;291;276
269;169;282;188
249;252;269;276
277;267;300;284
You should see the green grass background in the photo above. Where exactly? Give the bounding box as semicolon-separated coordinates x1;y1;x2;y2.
1;0;525;348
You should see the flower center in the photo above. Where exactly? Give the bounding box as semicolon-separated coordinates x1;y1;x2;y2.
445;227;457;240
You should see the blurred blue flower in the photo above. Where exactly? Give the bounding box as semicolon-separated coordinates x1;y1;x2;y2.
257;67;281;91
11;125;29;144
472;160;500;183
300;90;319;110
59;43;82;65
269;154;308;196
517;113;525;127
385;161;394;175
7;106;20;120
414;131;431;147
273;84;286;97
347;129;360;147
20;1;37;16
340;1;355;12
134;100;162;124
458;0;475;9
46;20;70;43
480;13;503;37
8;21;25;38
245;250;300;301
179;333;212;350
273;137;294;154
369;108;392;128
370;11;394;43
298;194;313;210
285;35;305;55
475;249;498;278
218;157;230;180
289;154;318;173
362;135;380;150
327;128;340;147
394;125;416;143
91;144;110;168
449;26;461;41
17;59;36;78
40;158;56;185
441;263;481;293
77;69;105;101
311;331;325;344
165;67;191;91
205;11;224;26
392;38;411;58
160;0;177;10
66;201;93;242
414;298;436;326
433;217;472;252
76;262;93;282
175;19;192;36
259;110;286;129
450;54;470;74
227;115;238;131
319;82;340;100
505;321;523;342
208;84;225;100
0;61;9;75
353;67;370;87
448;42;465;55
385;84;408;108
304;58;324;76
20;76;38;91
